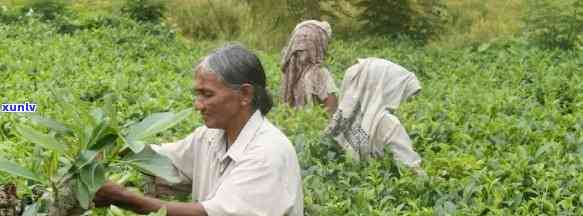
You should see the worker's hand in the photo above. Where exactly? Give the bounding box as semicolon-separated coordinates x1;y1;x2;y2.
93;181;126;207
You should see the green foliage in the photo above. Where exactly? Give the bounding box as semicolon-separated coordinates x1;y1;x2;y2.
0;156;43;182
125;109;191;153
166;0;304;50
15;125;67;153
0;16;197;214
167;0;243;40
523;0;583;49
430;0;524;48
240;0;301;50
0;5;19;23
20;0;71;21
286;0;322;20
122;146;181;183
4;103;190;213
350;0;447;42
121;0;166;23
356;0;413;33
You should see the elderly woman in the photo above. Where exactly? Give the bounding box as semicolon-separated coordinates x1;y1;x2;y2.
326;58;424;174
281;20;338;114
94;44;304;216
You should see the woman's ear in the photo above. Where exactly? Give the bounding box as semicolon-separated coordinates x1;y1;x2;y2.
239;83;254;106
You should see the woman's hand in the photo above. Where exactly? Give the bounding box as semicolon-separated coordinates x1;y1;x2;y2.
93;181;127;207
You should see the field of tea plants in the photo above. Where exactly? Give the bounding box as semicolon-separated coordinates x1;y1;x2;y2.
1;12;583;216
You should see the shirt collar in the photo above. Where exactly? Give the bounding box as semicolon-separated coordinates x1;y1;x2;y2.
221;110;264;162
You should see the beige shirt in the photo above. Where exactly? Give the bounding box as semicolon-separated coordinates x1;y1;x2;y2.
151;111;304;216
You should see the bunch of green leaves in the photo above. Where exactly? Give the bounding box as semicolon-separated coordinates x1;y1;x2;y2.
0;91;192;214
349;0;447;42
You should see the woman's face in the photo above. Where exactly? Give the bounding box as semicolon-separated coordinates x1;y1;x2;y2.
193;70;244;129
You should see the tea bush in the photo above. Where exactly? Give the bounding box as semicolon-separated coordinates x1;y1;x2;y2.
121;0;166;23
19;0;71;21
349;0;447;42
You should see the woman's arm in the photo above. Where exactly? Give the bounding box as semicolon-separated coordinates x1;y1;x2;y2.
324;94;338;114
94;181;207;216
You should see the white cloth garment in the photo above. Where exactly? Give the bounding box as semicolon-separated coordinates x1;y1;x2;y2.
151;111;304;216
326;58;422;168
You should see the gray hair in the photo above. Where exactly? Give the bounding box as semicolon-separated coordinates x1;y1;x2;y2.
196;43;273;115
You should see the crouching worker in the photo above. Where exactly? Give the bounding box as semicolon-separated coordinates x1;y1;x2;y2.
281;20;338;114
94;44;304;216
326;58;425;176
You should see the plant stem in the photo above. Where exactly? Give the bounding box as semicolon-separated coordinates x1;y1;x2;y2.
50;178;61;215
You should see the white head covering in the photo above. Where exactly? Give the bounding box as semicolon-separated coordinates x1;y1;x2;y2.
326;58;422;166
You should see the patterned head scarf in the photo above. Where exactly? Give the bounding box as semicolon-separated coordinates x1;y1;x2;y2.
281;20;332;106
326;58;421;162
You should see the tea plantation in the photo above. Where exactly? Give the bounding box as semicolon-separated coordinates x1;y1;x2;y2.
1;13;583;216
